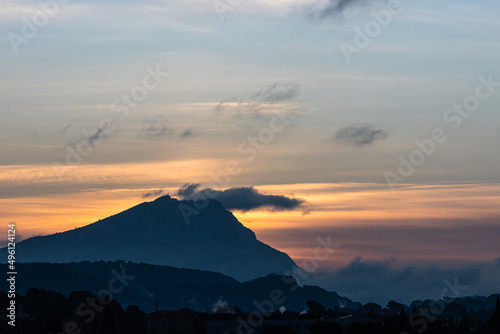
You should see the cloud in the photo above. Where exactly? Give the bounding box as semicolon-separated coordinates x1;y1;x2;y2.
176;183;201;199
309;257;500;305
63;126;108;149
142;189;165;198
178;128;195;141
248;82;301;103
141;118;196;141
214;82;303;119
175;184;305;212
88;127;106;146
142;117;170;137
329;123;387;147
62;123;72;134
307;0;375;18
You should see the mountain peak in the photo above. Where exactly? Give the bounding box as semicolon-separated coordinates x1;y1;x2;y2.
150;194;226;217
153;194;172;201
6;196;297;281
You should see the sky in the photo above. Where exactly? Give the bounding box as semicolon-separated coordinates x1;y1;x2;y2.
1;0;500;303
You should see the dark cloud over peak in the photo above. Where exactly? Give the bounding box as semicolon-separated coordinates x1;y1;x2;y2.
175;184;305;212
329;123;387;147
142;189;165;198
176;183;201;199
212;187;305;212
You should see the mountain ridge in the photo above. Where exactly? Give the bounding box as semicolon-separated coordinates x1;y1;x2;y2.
0;261;359;313
3;195;297;281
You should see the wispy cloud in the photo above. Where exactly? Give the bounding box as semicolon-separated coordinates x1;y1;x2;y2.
176;183;201;199
62;123;72;134
142;117;170;137
248;82;301;103
142;189;165;199
214;81;302;118
63;126;107;149
306;0;376;18
327;123;387;147
88;127;106;146
178;128;195;141
141;117;196;141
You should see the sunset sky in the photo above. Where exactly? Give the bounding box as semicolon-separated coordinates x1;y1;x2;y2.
1;0;499;302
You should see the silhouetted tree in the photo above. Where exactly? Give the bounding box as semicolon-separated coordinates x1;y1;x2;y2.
44;316;62;334
399;306;407;330
101;297;117;334
348;322;364;334
125;305;148;334
323;308;338;319
310;320;344;334
307;300;325;317
495;297;500;323
260;325;298;334
362;302;382;318
22;288;72;321
68;290;92;308
387;301;405;314
0;291;9;309
282;310;299;319
463;313;470;334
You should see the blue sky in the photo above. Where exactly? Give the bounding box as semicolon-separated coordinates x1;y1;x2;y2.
1;0;500;181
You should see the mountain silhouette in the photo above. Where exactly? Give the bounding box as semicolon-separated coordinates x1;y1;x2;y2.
5;195;297;281
0;261;359;313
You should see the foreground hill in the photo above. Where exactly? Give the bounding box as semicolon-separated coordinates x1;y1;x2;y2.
0;261;358;313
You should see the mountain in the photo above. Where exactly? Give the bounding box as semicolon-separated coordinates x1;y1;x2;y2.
4;195;297;281
0;261;359;313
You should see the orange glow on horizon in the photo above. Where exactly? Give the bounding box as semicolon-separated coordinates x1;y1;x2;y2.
2;181;499;244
